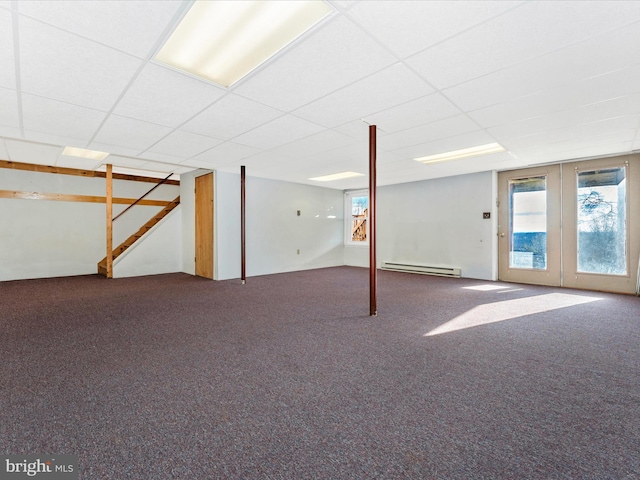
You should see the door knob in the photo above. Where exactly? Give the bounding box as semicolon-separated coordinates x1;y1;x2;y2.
499;232;505;237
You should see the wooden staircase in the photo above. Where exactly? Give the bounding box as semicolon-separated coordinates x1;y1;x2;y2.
98;195;180;276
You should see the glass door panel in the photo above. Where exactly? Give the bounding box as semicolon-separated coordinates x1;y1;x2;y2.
576;167;627;275
509;176;547;270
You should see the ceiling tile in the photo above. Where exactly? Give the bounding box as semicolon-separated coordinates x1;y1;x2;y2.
486;94;640;146
55;155;101;170
407;1;640;89
0;138;9;159
93;115;173;151
471;63;640;129
22;130;90;151
268;129;355;160
379;115;480;152
499;115;640;151
444;22;640;112
293;63;433;127
137;151;184;165
0;126;22;138
102;155;149;169
147;130;223;159
18;1;184;58
0;87;18;128
86;142;142;158
187;142;261;168
232;115;325;150
0;9;14;89
182;94;283;140
391;130;498;160
22;93;106;141
137;161;184;173
19;16;142;111
5;139;62;165
114;63;226;128
349;0;518;58
233;16;397;112
362;93;462;134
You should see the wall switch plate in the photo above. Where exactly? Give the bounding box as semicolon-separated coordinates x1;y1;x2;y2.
297;210;301;216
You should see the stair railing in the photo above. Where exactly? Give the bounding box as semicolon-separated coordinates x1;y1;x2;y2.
112;173;174;222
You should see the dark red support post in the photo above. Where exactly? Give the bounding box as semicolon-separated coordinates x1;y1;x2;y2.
241;165;246;284
369;125;377;316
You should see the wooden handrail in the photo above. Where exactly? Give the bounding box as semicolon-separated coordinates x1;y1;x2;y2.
113;173;174;222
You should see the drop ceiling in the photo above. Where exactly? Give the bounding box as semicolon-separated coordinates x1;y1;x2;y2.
1;0;640;189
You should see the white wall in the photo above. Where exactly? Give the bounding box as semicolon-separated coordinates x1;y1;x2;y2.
215;171;241;280
0;169;180;281
345;171;498;280
113;207;182;278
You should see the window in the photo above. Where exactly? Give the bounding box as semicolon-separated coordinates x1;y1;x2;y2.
345;190;368;245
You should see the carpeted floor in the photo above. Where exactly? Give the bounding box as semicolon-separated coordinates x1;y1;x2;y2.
1;267;639;479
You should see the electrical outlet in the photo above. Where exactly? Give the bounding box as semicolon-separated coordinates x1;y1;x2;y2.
483;212;491;219
297;249;300;255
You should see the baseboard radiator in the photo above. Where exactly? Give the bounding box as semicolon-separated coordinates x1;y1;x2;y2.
381;262;461;278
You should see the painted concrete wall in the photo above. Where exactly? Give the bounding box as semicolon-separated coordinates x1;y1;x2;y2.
0;168;180;281
345;171;498;280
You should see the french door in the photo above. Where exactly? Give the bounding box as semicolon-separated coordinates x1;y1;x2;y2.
498;154;640;293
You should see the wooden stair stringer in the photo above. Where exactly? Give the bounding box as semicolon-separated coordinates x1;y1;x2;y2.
98;196;180;276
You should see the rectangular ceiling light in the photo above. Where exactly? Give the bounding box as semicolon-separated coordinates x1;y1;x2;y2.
62;146;109;161
415;143;505;164
309;171;364;182
155;0;334;88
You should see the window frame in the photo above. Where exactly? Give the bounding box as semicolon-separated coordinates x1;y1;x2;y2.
344;189;369;246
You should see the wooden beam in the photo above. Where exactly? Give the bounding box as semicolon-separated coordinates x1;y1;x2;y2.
106;164;113;279
369;125;377;316
0;190;171;206
241;165;246;285
0;159;180;185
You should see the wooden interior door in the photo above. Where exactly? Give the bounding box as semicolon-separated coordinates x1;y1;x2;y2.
195;173;213;279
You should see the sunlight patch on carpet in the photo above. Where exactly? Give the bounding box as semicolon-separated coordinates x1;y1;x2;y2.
425;293;602;336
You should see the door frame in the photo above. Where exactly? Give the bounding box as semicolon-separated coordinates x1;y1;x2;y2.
195;172;214;279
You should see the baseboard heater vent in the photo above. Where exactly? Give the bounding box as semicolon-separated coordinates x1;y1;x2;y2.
381;262;461;278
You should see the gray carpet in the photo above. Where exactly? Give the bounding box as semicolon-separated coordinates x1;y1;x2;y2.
1;267;639;479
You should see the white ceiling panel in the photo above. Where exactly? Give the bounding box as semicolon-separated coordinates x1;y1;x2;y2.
499;115;640;151
137;161;184;174
86;142;142;158
268;129;355;160
18;1;184;58
293;63;433;128
22;130;90;151
488;93;640;141
233;16;397;112
471;63;640;129
379;115;481;152
0;9;14;89
392;130;498;161
444;23;640;112
19;17;142;112
138;151;185;165
233;115;325;150
187;142;261;168
93;115;173;151
349;0;519;58
5;139;62;165
114;63;226;128
0;138;9;159
22;93;105;141
0;87;18;128
362;93;462;134
102;155;149;170
407;1;640;89
182;94;283;140
55;155;102;170
147;130;223;159
0;126;22;139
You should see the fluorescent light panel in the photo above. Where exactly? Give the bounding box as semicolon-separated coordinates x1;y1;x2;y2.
415;143;505;164
155;0;333;88
62;146;109;161
309;171;364;182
